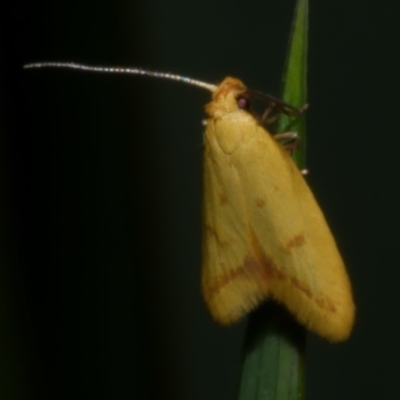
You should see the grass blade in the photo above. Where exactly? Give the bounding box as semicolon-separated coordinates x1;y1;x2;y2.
237;1;308;399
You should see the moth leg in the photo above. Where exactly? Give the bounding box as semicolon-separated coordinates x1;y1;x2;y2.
274;131;298;141
274;131;300;154
261;104;309;132
297;103;309;114
260;103;278;125
275;103;309;132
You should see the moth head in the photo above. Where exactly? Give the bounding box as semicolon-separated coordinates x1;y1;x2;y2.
205;77;249;118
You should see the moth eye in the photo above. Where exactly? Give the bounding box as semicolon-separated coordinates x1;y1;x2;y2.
237;95;250;110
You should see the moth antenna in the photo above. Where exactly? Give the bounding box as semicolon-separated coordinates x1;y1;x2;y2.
24;62;218;93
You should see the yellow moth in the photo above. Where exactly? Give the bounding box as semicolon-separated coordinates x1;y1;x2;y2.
25;62;355;342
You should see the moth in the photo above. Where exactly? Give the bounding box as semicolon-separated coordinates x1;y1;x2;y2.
25;63;355;341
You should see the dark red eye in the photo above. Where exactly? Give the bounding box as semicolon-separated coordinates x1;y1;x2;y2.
237;95;250;110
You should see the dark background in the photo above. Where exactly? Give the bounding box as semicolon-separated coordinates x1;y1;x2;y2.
1;0;398;399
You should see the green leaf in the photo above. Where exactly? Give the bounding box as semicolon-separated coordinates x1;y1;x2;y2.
237;1;308;399
277;0;308;169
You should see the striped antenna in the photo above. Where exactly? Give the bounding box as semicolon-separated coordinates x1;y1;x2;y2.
24;62;218;93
